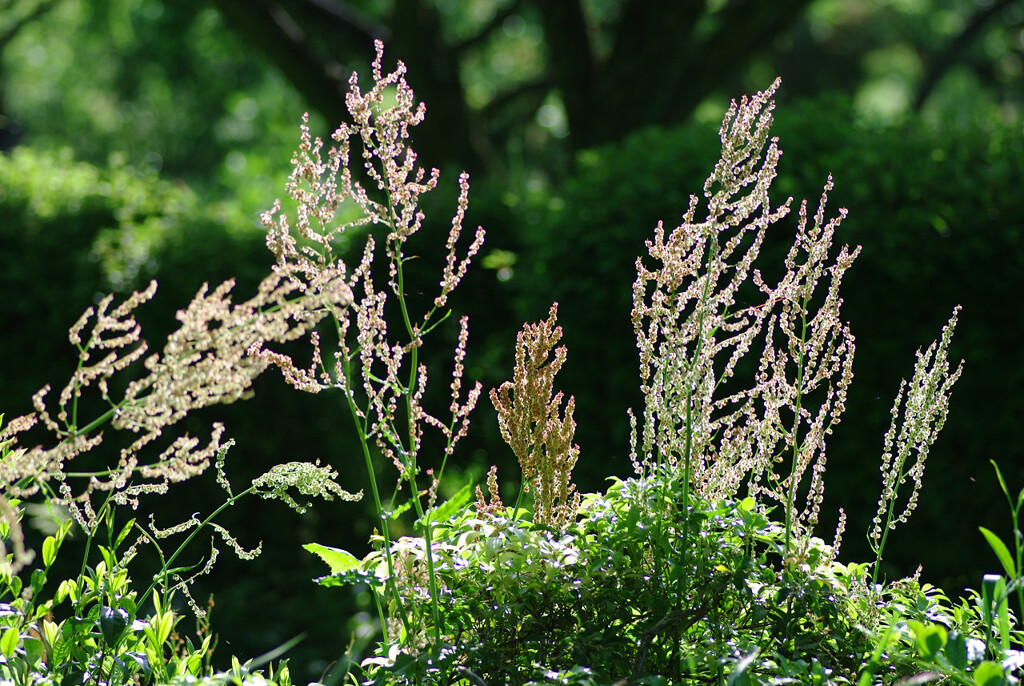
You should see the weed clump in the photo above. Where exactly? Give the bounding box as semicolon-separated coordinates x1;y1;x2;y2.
3;41;1017;686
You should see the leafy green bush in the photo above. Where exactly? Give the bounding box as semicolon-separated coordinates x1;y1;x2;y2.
2;42;1023;686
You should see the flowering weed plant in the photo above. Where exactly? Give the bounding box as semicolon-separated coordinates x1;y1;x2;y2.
2;40;1019;686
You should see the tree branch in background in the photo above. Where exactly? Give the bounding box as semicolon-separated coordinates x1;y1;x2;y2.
597;0;703;140
528;0;598;150
913;0;1019;112
208;0;355;128
207;0;815;172
457;0;525;54
0;0;63;50
0;0;64;150
529;0;812;150
651;0;813;129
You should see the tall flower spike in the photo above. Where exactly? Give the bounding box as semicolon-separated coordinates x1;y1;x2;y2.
870;307;963;552
629;78;864;557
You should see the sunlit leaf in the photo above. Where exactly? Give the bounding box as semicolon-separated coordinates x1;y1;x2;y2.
908;620;946;659
115;518;136;549
979;527;1016;578
0;627;19;659
303;543;359;574
418;482;472;527
973;661;1006;686
42;536;56;568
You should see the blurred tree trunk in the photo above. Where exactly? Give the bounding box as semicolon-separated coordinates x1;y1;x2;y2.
0;0;63;150
206;0;813;173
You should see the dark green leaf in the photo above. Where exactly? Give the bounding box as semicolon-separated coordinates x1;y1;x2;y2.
99;607;129;648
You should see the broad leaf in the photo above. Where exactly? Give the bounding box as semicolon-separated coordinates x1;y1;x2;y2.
303;543;360;574
0;627;19;659
418;482;473;527
973;661;1006;686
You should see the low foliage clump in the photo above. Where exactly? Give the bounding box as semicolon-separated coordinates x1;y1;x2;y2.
1;41;1021;686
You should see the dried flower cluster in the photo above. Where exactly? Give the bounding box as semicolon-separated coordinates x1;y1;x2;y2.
490;303;580;530
630;78;860;548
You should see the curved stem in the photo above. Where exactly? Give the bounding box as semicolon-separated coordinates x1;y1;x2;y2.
139;484;257;608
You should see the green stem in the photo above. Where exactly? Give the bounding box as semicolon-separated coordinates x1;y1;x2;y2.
870;455;909;585
783;305;810;558
394;250;444;642
340;351;414;644
511;478;528;520
139;483;257;608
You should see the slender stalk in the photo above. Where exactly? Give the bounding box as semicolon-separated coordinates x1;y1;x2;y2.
338;346;415;643
783;306;810;557
392;230;444;642
870;446;910;585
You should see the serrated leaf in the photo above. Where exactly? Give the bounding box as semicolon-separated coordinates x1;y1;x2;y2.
386;500;413;521
314;568;381;589
419;482;472;527
303;543;359;574
979;527;1016;578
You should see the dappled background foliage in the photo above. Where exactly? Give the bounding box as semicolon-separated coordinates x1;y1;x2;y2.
2;0;1024;678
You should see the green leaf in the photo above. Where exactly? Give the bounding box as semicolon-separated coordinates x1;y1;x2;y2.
386;500;413;521
99;607;129;648
979;527;1016;578
726;648;758;686
42;536;57;568
115;518;136;549
945;631;968;670
419;482;472;527
30;568;45;598
973;661;1006;686
303;543;360;574
990;460;1010;499
0;626;19;659
909;620;947;659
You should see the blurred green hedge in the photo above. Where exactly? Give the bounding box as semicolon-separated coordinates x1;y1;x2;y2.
0;147;270;405
511;94;1024;590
